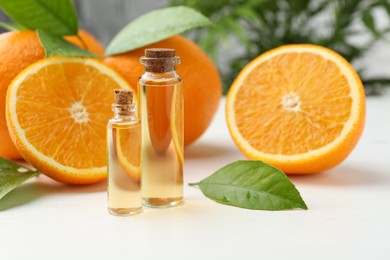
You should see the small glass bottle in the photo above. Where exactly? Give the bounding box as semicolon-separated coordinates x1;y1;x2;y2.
139;48;184;208
107;89;142;216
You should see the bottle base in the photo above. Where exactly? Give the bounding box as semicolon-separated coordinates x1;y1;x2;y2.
108;207;143;216
143;197;184;208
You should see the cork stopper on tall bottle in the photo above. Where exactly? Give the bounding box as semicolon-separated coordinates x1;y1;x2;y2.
145;48;175;58
140;48;180;73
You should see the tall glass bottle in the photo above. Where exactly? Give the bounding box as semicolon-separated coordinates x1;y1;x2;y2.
107;89;142;216
139;48;184;208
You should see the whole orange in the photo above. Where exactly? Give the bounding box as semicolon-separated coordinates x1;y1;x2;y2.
0;29;104;159
104;35;222;146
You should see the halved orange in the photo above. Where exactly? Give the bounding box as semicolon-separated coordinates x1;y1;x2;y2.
6;57;132;184
226;44;365;174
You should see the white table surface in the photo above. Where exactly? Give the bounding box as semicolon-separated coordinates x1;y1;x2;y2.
1;93;390;260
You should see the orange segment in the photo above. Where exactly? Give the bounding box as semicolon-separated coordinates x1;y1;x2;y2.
6;57;132;184
226;44;365;174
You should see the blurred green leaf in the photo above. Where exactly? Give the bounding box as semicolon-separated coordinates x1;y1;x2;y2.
287;0;310;13
170;0;390;94
234;5;263;22
379;0;390;16
224;16;249;46
362;10;380;37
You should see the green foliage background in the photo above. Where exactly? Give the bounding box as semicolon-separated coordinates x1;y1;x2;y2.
170;0;390;95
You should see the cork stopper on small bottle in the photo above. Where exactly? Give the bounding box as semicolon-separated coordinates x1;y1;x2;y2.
114;89;134;105
140;48;180;73
113;89;135;116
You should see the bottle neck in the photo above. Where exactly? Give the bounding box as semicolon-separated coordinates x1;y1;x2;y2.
142;69;179;79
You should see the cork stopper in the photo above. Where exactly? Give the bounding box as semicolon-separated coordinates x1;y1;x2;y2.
112;89;136;116
140;48;180;73
145;48;176;58
114;89;134;105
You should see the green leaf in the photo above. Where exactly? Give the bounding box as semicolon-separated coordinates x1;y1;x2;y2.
0;0;78;36
198;27;219;61
0;21;27;31
383;1;390;16
287;0;310;13
234;5;263;23
38;30;98;58
224;16;249;45
362;10;380;37
189;160;308;211
0;158;39;200
105;6;211;56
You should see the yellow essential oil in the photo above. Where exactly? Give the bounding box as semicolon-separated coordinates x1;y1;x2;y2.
139;48;184;208
107;90;142;216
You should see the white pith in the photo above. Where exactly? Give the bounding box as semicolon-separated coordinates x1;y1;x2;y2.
226;46;362;161
282;93;301;112
69;101;89;124
8;57;131;174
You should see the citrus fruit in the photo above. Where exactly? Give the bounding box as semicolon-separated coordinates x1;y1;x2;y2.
6;57;132;184
0;29;104;159
226;44;365;174
104;35;222;146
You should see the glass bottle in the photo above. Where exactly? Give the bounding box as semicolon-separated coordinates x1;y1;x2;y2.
139;48;184;208
107;89;142;216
